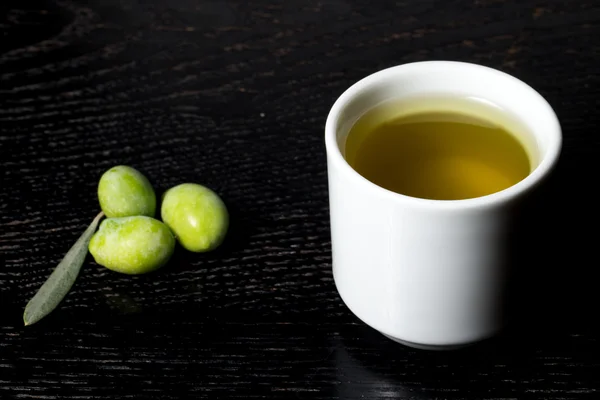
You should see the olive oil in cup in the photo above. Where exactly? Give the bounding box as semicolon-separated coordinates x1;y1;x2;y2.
344;95;538;200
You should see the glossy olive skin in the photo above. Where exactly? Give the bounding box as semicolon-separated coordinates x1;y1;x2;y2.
160;183;229;252
98;165;156;218
89;216;175;274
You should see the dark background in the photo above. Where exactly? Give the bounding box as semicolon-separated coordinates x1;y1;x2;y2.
1;0;599;398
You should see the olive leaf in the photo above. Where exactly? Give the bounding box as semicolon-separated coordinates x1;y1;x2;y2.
23;211;104;326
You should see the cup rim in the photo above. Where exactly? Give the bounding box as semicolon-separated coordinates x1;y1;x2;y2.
324;61;562;210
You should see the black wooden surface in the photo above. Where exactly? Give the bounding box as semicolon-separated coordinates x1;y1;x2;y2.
1;0;600;398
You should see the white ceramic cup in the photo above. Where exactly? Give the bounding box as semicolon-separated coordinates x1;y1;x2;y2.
325;61;562;350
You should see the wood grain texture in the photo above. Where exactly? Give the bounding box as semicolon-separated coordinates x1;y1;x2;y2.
1;0;600;398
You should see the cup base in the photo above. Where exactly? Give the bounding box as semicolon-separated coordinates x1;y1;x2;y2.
380;333;476;351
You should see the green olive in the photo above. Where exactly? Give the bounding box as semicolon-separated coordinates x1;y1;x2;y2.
98;165;156;218
160;183;228;252
89;216;175;274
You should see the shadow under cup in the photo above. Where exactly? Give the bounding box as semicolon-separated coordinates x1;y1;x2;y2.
324;61;562;349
